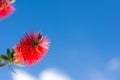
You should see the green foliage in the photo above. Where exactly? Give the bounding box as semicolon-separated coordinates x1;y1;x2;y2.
0;49;15;68
7;49;11;60
0;63;6;68
1;55;9;60
7;49;14;60
0;56;2;62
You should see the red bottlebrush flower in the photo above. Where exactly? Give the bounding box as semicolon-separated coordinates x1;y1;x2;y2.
13;52;23;64
0;0;15;19
13;32;50;66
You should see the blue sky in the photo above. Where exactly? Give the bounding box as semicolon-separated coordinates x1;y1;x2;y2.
0;0;120;80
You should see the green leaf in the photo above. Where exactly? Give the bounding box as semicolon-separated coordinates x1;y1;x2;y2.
7;49;12;60
0;63;5;68
11;49;15;59
1;55;9;60
0;57;2;62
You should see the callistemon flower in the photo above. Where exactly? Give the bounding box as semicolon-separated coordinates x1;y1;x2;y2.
13;32;50;66
13;52;23;64
0;0;15;19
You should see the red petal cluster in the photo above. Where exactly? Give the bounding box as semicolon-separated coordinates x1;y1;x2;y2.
14;32;49;66
0;0;15;19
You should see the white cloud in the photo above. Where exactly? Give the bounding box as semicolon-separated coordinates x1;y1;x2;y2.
39;69;71;80
11;68;72;80
107;58;120;71
11;69;37;80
